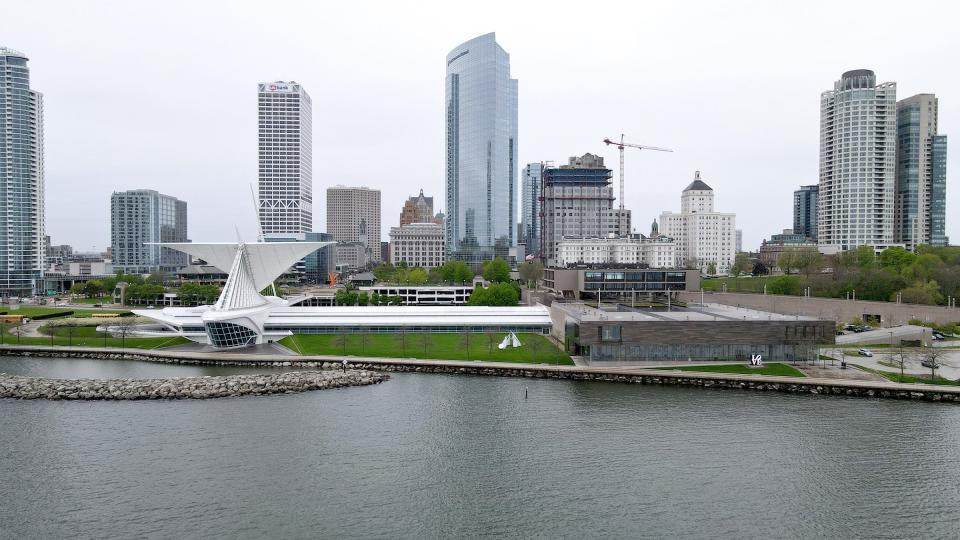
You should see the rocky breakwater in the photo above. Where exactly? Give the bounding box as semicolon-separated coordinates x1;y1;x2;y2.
0;370;387;400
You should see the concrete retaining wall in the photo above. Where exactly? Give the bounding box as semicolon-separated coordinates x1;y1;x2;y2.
2;345;957;403
680;291;960;327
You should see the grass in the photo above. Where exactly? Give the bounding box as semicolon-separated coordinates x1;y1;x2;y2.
278;332;574;365
0;306;128;318
850;364;960;386
1;325;189;350
701;276;777;293
669;362;806;378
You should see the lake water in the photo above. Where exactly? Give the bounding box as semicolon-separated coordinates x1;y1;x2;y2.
2;357;959;538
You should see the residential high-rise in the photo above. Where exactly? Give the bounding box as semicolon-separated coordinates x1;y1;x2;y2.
659;171;737;273
110;189;188;274
521;163;542;256
0;48;45;296
257;81;312;234
390;222;445;269
445;33;518;262
540;154;630;265
735;229;743;253
818;69;897;252
326;186;381;263
399;189;437;226
793;185;819;240
896;94;948;249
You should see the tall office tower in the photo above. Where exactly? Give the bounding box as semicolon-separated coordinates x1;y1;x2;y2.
521;162;542;256
896;94;948;249
326;186;381;262
540;154;630;265
110;189;188;274
793;185;819;240
659;172;737;274
0;48;45;296
399;189;436;226
257;81;312;234
735;229;743;253
818;69;897;252
445;33;518;262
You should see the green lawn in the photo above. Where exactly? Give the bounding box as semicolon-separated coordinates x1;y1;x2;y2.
701;276;776;293
2;325;189;350
0;306;129;318
670;362;806;377
850;364;960;386
279;332;574;365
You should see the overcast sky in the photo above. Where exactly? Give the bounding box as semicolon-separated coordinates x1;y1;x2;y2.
5;0;958;253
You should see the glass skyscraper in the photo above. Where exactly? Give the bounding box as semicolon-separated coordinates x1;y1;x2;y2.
445;33;518;262
818;69;897;252
0;47;45;296
896;93;948;249
110;189;188;274
793;185;818;240
521;162;542;256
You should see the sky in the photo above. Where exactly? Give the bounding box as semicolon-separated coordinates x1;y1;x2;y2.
4;0;958;253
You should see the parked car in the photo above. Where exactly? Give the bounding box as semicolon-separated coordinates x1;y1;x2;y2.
921;359;939;369
857;348;873;357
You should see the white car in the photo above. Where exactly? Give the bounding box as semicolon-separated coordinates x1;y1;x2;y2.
857;348;873;357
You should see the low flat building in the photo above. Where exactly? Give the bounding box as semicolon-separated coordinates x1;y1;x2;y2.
556;234;676;268
543;267;699;300
359;285;473;305
551;302;834;363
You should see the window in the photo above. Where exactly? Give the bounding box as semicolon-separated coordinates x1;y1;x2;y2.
600;325;621;341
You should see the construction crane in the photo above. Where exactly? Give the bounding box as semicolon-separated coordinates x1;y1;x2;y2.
602;135;673;230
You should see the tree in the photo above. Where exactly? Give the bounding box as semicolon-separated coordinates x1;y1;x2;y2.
395;331;408;356
413;333;431;357
896;281;944;305
372;263;396;283
777;251;796;274
438;261;474;284
795;250;824;277
529;336;543;364
878;246;917;272
468;283;519;306
705;261;717;275
10;321;24;345
357;329;372;355
484;330;498;358
890;342;912;380
518;260;545;288
70;283;85;297
407;267;429;285
482;257;511;283
113;316;139;352
767;276;802;295
61;320;78;346
730;252;750;276
357;292;370;306
855;245;876;268
921;346;946;381
332;332;349;355
459;332;472;360
751;262;769;276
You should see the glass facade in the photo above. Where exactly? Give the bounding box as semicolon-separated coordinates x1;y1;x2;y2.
0;48;44;296
792;185;818;240
583;270;688;292
521;163;542;255
930;135;947;246
110;189;188;274
205;321;258;349
445;33;518;263
895;94;946;249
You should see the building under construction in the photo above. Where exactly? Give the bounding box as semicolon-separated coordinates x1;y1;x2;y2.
540;153;630;265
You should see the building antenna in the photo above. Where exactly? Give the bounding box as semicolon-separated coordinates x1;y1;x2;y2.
250;183;277;296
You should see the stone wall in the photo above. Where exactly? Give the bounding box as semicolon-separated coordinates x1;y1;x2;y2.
1;347;956;403
0;367;386;400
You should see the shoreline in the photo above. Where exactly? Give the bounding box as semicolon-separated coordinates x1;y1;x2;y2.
1;344;958;403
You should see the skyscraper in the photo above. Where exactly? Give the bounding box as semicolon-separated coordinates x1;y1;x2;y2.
896;94;948;249
326;186;381;263
659;171;737;274
399;189;437;226
445;33;518;262
111;189;188;274
818;69;897;252
0;48;45;296
793;185;818;240
521;163;542;256
540;154;630;265
257;81;312;234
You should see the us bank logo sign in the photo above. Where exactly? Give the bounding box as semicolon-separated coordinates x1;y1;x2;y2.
750;354;763;366
268;83;293;92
